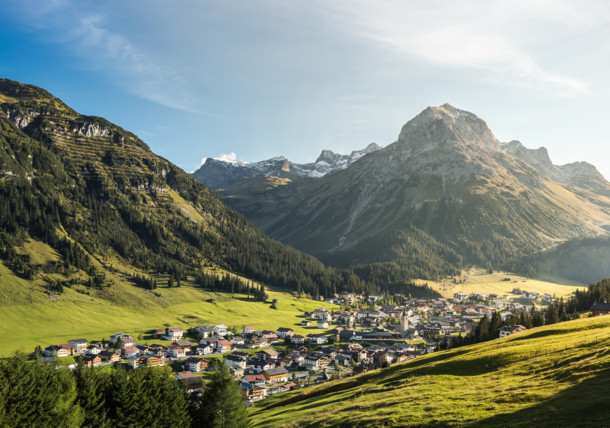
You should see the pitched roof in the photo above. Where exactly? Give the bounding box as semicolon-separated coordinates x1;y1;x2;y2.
590;303;610;312
263;367;289;376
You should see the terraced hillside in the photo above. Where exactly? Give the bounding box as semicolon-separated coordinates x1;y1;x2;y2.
0;78;377;310
251;315;610;427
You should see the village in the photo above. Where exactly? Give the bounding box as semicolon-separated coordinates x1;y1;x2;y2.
38;289;548;403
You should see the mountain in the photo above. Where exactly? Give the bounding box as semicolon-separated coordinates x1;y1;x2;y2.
251;315;610;427
215;104;610;279
192;143;382;190
0;78;379;304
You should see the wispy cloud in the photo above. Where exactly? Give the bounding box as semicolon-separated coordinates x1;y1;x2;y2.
310;0;606;95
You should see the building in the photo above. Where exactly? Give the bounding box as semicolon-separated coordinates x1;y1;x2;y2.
498;325;527;338
185;357;208;373
68;339;88;353
262;367;289;383
164;327;184;341
167;344;186;358
590;302;610;316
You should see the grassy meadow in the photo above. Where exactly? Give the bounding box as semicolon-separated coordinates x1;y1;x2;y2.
250;315;610;427
0;265;336;356
421;267;586;299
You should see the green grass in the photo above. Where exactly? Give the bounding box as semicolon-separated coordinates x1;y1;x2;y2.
421;267;585;299
250;315;610;427
0;283;336;357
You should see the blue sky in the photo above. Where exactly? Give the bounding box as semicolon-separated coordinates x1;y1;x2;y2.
2;0;610;177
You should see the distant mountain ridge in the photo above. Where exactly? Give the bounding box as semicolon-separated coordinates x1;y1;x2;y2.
192;143;382;190
211;104;610;280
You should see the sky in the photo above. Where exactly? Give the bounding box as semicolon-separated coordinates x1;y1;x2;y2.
2;0;610;177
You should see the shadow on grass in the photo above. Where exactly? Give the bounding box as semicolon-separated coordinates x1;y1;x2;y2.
467;368;610;427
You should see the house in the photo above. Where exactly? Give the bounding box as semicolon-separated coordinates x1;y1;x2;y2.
241;374;267;388
152;328;165;338
247;336;268;349
68;339;88;353
225;355;248;370
185;357;208;373
372;351;395;366
174;340;193;353
590;302;610;316
243;385;268;401
44;344;71;358
213;325;229;336
125;356;140;369
164;327;184;341
109;333;133;345
148;344;167;357
251;359;273;372
99;350;121;362
453;292;469;301
334;355;351;366
313;309;332;321
304;354;331;371
256;349;279;361
195;325;214;339
120;338;135;348
194;344;213;355
120;346;140;358
317;321;329;329
167;344;186;358
230;336;246;347
276;328;294;339
262;367;289;383
290;335;305;345
85;344;101;355
177;371;204;392
145;356;165;367
242;326;256;335
83;355;102;367
498;325;527;338
301;320;312;327
306;334;328;345
215;339;232;353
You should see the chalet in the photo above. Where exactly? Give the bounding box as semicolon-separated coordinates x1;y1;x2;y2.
313;310;332;322
247;336;268;349
256;349;279;361
261;331;278;341
213;325;229;336
225;355;248;370
153;328;165;337
372;351;395;366
243;385;268;401
177;371;204;392
251;359;273;372
230;336;246;347
334;355;351;366
68;339;88;353
317;321;329;329
120;338;135;348
304;354;331;371
195;325;214;339
126;356;140;369
339;293;356;305
194;344;213;355
242;326;256;335
185;357;208;373
85;345;101;355
453;292;469;301
167;344;186;358
144;356;165;367
174;340;193;352
215;339;232;353
44;344;71;358
498;325;527;338
99;351;121;362
290;335;305;345
121;346;139;358
306;334;328;345
262;367;289;383
148;344;167;356
300;320;312;326
164;327;184;341
110;333;133;344
276;328;294;339
590;302;610;316
241;374;267;388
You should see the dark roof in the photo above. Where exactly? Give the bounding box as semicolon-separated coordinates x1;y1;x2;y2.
590;303;610;312
263;367;288;376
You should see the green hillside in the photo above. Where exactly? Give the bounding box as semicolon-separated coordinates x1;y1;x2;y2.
251;315;610;427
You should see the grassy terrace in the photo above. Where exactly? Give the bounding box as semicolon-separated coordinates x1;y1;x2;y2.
250;315;610;427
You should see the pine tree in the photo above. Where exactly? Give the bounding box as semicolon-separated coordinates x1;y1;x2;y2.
194;362;249;427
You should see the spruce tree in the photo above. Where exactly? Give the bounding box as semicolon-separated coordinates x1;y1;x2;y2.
195;362;249;428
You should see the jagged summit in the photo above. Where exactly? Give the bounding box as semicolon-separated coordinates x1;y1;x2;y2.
192;143;383;190
397;104;501;156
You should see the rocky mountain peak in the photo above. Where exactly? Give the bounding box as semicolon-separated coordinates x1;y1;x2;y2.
396;104;501;156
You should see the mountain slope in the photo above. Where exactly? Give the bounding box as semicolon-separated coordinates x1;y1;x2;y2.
251;315;610;427
218;105;610;277
192;143;382;190
0;78;375;304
